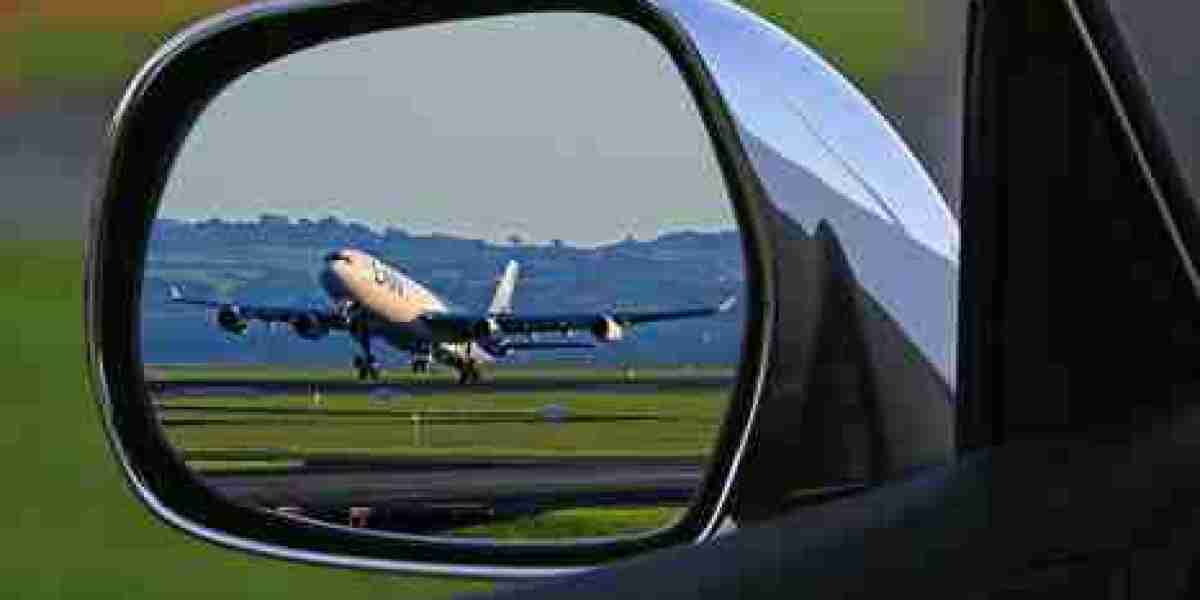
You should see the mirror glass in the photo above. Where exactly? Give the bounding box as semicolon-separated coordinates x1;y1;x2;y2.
141;13;745;541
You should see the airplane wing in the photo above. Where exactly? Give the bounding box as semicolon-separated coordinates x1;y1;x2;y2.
424;258;736;340
491;295;739;336
481;339;596;357
166;284;348;331
417;296;735;341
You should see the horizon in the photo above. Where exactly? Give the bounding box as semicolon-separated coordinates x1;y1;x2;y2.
151;214;741;249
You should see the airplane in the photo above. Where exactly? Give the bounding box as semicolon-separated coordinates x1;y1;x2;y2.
166;248;737;384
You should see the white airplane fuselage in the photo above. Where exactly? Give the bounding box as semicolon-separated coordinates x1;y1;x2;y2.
318;248;493;367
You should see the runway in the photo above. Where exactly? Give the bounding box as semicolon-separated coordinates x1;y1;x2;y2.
155;374;722;533
200;458;703;533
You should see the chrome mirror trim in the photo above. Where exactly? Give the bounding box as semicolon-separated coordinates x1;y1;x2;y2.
657;0;960;388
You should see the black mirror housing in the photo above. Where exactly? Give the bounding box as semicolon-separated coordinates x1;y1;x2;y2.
86;0;776;579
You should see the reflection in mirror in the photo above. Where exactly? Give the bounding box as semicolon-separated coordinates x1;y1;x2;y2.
141;13;745;541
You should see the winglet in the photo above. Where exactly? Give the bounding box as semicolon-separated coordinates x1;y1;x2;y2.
717;295;737;313
168;284;184;302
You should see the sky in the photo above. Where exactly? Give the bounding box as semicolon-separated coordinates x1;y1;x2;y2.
159;12;738;247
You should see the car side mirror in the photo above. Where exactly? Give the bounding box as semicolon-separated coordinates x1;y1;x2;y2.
87;0;958;579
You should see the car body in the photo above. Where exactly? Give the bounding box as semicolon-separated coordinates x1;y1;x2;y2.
7;0;1192;597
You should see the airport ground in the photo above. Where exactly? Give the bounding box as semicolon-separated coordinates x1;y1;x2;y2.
146;362;736;384
149;363;734;462
450;505;685;539
147;363;733;538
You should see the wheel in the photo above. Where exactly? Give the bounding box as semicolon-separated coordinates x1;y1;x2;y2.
458;362;482;385
458;365;478;385
354;356;380;380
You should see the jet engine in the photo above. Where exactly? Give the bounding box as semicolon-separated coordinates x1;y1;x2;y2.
590;315;624;342
292;312;330;340
216;305;248;335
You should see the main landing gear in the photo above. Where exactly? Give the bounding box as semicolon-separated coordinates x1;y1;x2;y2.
353;355;381;381
456;341;483;385
457;361;482;385
352;318;381;381
412;344;432;374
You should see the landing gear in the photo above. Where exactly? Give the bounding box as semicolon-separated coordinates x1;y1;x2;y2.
428;343;482;384
412;344;432;374
353;355;381;381
456;341;483;385
457;361;482;385
351;317;381;381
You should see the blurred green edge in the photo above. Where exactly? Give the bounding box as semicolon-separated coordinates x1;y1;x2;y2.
1;242;488;597
1;1;918;94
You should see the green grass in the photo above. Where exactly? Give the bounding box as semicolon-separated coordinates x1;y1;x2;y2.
3;1;919;96
184;447;703;465
449;506;686;540
188;459;306;473
737;0;922;93
155;372;716;544
155;388;728;462
1;2;243;91
2;27;159;90
148;363;736;383
154;387;726;416
0;241;487;598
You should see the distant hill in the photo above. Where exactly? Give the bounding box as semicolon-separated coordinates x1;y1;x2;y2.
142;216;746;368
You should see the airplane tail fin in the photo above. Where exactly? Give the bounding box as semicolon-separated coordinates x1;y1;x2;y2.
488;260;519;315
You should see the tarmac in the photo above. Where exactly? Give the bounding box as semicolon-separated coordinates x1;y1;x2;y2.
202;458;704;534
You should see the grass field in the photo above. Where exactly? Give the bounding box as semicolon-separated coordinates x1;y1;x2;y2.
1;241;490;598
450;506;685;540
3;1;919;97
147;363;736;383
152;366;725;541
150;366;732;467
